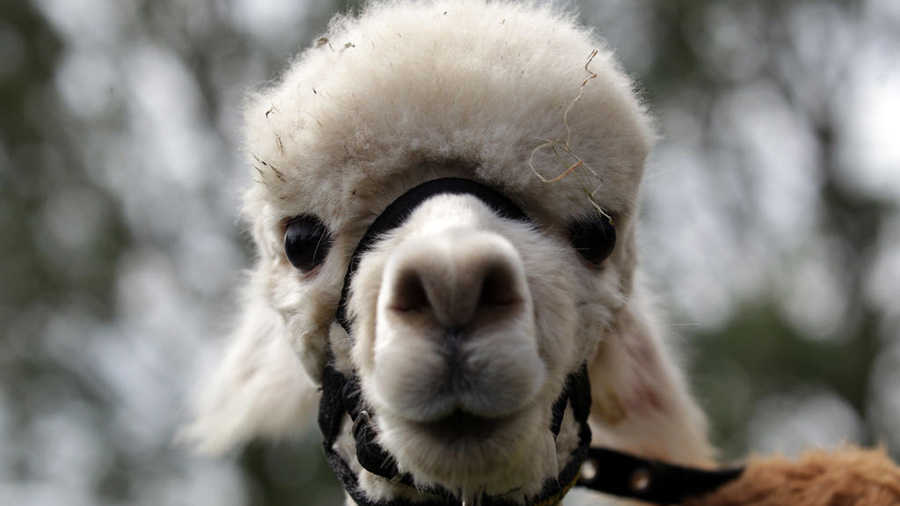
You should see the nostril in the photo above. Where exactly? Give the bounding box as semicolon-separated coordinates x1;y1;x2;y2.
390;269;430;312
478;262;520;307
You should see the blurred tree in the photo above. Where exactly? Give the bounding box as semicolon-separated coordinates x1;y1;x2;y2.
632;0;898;460
0;0;133;502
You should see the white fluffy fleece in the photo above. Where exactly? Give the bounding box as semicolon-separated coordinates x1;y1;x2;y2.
186;1;715;504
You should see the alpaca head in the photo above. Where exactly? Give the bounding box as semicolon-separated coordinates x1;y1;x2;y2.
187;1;714;504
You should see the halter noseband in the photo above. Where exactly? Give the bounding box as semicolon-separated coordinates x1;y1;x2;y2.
318;178;742;506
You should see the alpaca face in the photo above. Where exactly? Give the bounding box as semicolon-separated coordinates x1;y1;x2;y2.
347;192;581;494
187;2;716;504
241;159;632;500
266;166;630;498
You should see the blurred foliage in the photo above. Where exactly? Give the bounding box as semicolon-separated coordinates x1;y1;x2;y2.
638;0;897;461
0;0;128;490
1;0;897;504
0;1;126;309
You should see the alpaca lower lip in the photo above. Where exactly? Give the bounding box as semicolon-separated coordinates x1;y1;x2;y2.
423;410;502;441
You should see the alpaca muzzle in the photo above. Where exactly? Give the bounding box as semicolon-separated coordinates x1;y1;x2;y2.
320;178;743;506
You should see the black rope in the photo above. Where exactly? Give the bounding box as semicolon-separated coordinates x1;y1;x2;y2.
319;357;593;506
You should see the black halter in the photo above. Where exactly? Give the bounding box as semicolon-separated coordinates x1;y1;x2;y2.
318;178;742;505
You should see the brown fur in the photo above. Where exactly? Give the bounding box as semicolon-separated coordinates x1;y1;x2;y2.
685;447;900;506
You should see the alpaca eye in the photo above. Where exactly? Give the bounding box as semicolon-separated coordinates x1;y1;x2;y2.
567;215;616;265
284;215;332;272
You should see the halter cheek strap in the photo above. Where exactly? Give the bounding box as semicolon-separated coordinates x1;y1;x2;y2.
319;177;743;506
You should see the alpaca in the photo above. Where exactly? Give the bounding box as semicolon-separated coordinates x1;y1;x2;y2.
185;1;715;504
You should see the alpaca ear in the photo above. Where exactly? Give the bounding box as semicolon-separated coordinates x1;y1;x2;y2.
181;268;319;455
587;285;715;466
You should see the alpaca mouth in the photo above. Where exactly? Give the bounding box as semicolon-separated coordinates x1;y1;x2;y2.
422;409;505;441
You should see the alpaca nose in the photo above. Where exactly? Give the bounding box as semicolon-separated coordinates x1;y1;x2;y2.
372;228;542;420
383;232;528;332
